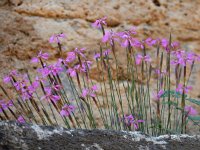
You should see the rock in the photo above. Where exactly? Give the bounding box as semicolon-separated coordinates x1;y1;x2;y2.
0;0;200;76
0;0;200;132
0;121;200;150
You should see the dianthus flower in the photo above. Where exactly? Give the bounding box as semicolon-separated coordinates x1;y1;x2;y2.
0;100;13;110
171;50;194;66
66;51;76;63
135;54;151;65
60;104;75;117
67;62;91;78
37;67;50;78
102;30;119;45
82;85;98;98
17;115;26;123
155;69;167;78
161;38;180;52
176;83;192;94
67;67;77;77
94;53;101;60
92;16;107;29
124;115;144;129
31;50;49;63
3;70;18;83
118;27;137;48
48;63;63;76
152;90;164;101
52;82;63;91
41;87;61;103
30;76;45;91
93;49;111;60
145;38;158;47
81;61;92;72
184;106;198;116
49;33;66;43
74;48;86;58
13;74;29;91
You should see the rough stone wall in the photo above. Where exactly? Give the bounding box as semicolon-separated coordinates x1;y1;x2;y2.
0;121;200;150
0;0;200;98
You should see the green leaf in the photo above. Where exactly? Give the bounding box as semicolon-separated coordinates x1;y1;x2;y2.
188;116;200;121
160;90;183;98
162;101;178;107
186;98;200;106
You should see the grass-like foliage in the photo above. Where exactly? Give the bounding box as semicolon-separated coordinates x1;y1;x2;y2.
1;17;200;136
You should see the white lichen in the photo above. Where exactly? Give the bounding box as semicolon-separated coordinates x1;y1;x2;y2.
31;125;73;140
122;130;167;147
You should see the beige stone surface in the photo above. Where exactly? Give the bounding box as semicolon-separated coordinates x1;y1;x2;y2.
0;0;200;98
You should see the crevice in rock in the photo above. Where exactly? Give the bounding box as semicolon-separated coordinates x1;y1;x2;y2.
152;0;161;7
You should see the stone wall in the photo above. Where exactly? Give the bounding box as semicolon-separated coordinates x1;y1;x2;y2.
0;0;200;98
0;121;200;150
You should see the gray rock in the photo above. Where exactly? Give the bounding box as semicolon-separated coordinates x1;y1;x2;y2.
0;121;200;150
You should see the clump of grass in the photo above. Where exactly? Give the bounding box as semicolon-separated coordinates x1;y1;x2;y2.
0;17;200;136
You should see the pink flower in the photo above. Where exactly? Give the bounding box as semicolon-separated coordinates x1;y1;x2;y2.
73;48;86;58
135;54;151;65
31;76;45;90
92;16;107;29
49;33;66;43
124;115;144;129
21;90;33;101
3;70;18;83
37;67;50;78
60;104;75;117
161;38;180;52
93;49;111;60
120;34;132;47
31;50;49;63
103;49;111;56
3;76;12;83
81;61;92;72
67;62;91;77
118;28;137;48
48;63;63;76
102;30;119;45
145;38;157;46
41;87;61;103
153;90;164;101
66;52;76;63
0;100;13;110
132;39;144;49
52;82;62;91
171;50;194;66
155;69;167;78
184;106;198;116
67;68;77;77
94;53;101;60
82;85;98;98
17;115;25;123
176;84;192;94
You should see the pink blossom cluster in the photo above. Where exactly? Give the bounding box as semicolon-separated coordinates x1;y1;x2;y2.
94;49;111;60
152;90;165;101
49;33;66;44
171;50;199;67
0;100;13;113
60;104;75;117
176;83;192;94
124;114;144;129
82;85;98;98
92;16;107;29
31;50;49;64
41;87;61;104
